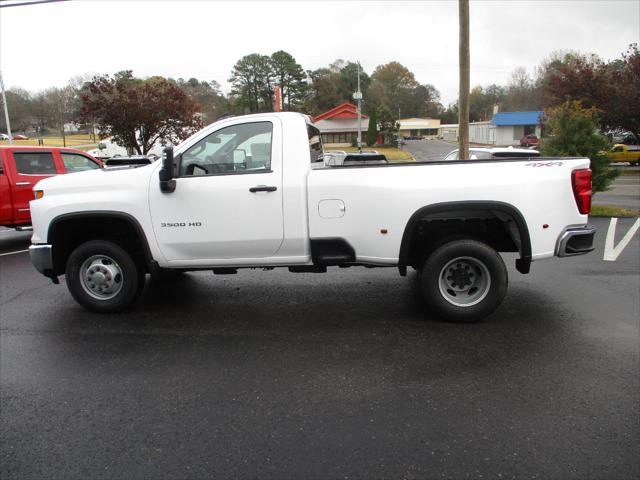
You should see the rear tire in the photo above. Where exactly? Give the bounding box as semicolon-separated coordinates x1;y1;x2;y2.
419;239;508;322
65;240;142;313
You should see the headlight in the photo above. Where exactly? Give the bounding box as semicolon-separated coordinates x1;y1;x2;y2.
34;190;44;199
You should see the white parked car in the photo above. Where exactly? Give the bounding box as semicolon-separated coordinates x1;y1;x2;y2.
444;146;540;161
28;113;594;322
0;133;9;140
87;137;170;159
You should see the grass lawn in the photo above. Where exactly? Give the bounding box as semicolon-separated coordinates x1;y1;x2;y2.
591;205;639;217
325;146;414;162
616;169;640;176
0;133;99;151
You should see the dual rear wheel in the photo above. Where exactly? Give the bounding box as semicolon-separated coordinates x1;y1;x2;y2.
418;239;508;322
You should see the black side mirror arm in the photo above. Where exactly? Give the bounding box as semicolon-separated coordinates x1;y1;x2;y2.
159;146;176;193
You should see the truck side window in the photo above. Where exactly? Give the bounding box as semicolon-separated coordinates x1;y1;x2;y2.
61;153;101;172
308;124;323;163
180;122;273;176
13;152;57;175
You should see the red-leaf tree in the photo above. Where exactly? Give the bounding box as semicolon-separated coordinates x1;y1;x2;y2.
80;71;203;154
539;45;639;139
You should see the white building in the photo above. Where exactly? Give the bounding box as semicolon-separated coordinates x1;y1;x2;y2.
438;111;543;146
491;111;543;146
398;118;441;139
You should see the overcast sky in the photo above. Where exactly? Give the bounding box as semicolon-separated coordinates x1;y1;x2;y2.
1;0;638;105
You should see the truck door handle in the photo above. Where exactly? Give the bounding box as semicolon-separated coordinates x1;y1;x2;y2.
249;185;277;193
15;182;31;186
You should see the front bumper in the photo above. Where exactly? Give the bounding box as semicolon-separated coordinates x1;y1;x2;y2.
555;225;596;257
29;244;57;281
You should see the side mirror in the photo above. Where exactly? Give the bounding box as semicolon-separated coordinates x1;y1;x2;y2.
233;149;246;164
159;146;176;193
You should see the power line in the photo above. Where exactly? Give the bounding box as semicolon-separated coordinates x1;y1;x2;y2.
0;0;70;8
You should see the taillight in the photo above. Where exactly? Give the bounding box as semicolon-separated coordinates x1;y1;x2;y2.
572;169;592;214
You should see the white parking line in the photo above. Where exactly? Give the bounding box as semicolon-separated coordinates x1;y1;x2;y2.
603;218;640;261
0;249;29;257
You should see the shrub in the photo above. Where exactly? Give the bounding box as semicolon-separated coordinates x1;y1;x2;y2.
540;100;618;192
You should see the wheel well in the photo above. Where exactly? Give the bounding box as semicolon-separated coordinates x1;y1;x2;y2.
48;213;152;275
399;203;531;274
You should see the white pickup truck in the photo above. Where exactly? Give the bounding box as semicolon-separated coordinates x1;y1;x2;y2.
28;112;595;322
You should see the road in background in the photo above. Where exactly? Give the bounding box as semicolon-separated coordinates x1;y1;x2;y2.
1;217;638;479
403;138;453;161
593;175;640;209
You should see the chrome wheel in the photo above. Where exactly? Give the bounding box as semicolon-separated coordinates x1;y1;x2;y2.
79;255;124;300
438;256;491;307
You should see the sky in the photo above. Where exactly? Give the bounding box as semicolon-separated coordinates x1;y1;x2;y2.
1;0;639;105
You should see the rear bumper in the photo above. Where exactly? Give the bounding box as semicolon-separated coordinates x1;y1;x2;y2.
29;244;55;277
555;225;596;257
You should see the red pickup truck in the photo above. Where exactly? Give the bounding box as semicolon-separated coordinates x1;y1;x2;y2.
0;146;103;229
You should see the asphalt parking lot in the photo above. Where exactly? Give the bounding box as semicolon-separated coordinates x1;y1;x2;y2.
1;215;638;480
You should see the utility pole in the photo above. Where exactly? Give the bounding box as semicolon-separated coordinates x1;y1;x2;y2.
0;71;13;144
353;62;363;153
458;0;470;159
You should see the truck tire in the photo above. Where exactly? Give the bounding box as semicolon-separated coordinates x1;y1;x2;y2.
65;240;143;313
419;239;507;322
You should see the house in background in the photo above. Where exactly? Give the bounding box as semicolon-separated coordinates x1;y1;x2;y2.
398;118;441;139
491;111;543;146
438;111;543;146
313;103;370;147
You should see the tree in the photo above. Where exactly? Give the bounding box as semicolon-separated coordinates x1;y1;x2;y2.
377;105;399;146
366;108;378;146
503;67;542;111
369;61;419;116
539;52;609;111
177;77;227;123
0;89;33;132
228;54;273;113
601;43;640;139
336;61;370;104
270;50;309;111
468;84;504;122
415;83;444;118
440;103;459;124
539;100;617;192
80;71;202;155
304;67;341;115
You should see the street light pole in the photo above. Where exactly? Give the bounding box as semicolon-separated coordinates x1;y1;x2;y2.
0;70;13;144
354;62;363;153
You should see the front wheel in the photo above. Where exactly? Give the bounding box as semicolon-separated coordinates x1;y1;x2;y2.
419;239;508;322
65;240;143;313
